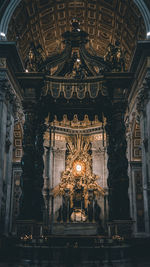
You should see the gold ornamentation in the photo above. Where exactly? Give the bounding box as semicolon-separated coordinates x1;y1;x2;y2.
53;134;105;208
45;114;102;129
72;160;86;177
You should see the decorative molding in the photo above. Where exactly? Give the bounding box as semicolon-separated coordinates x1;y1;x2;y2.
0;72;24;119
5;109;12;152
13;97;24;125
44;81;107;99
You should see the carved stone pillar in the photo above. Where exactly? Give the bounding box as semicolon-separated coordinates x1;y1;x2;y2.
137;75;150;234
0;68;22;234
0;71;16;233
106;102;130;221
0;73;8;229
4;105;14;234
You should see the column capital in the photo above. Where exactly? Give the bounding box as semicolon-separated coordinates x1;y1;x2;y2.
0;71;23;120
6;82;23;122
0;71;8;101
137;70;150;114
137;84;148;114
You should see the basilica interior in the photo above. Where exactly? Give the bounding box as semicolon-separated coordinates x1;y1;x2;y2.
0;0;150;266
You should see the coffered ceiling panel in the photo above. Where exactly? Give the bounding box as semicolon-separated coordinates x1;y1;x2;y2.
7;0;146;70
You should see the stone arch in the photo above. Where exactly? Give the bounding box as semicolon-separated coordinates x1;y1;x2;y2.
0;0;22;39
134;0;150;33
0;0;150;39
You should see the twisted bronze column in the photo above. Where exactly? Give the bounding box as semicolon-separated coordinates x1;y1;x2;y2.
106;102;130;221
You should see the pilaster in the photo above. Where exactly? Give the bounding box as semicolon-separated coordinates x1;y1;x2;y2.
0;71;8;232
4;105;14;234
0;63;23;233
136;70;150;234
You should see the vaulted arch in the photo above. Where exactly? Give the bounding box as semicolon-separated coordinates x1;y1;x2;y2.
0;0;147;72
0;0;150;41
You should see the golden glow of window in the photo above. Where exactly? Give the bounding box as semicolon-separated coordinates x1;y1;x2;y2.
73;160;86;176
76;164;82;172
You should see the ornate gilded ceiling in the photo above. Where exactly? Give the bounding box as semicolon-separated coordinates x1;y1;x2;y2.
7;0;146;69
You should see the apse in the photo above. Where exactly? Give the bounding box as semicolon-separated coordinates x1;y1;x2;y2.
43;114;107;234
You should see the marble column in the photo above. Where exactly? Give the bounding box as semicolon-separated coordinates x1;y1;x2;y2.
137;77;150;234
4;94;23;234
0;69;21;234
4;107;14;234
106;102;130;221
0;73;8;232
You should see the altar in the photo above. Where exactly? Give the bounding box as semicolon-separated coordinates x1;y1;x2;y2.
52;222;100;235
44;133;107;234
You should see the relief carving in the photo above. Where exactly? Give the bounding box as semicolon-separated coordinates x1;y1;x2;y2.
136;83;148;114
5;110;12;152
0;72;8;101
0;58;6;69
